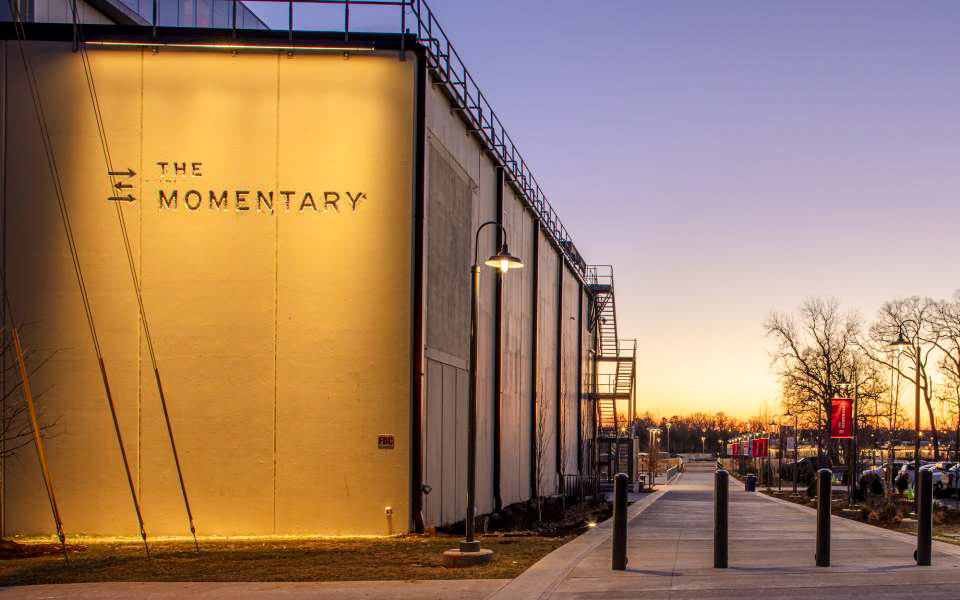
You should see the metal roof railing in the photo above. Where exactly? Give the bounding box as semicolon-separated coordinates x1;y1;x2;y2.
408;0;587;278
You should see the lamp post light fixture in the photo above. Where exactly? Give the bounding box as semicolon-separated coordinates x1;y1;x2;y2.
445;220;522;568
701;435;707;455
664;421;672;456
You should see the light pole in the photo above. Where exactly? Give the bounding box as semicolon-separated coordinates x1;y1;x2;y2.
701;435;707;455
837;371;857;506
889;325;921;503
785;409;799;494
664;421;672;456
446;220;522;566
648;428;662;487
773;419;782;492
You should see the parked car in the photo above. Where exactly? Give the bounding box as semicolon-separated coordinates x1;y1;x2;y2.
921;462;957;493
863;461;907;483
781;457;832;484
896;461;934;488
947;464;960;496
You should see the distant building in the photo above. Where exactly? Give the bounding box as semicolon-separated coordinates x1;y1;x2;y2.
0;0;634;537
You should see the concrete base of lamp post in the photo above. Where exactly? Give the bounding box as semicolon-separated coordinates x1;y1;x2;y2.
442;548;494;567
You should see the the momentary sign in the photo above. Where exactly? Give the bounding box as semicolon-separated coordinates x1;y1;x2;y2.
151;160;367;214
378;435;395;450
831;397;853;438
106;167;137;203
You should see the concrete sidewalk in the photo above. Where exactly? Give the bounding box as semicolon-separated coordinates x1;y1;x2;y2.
495;464;960;599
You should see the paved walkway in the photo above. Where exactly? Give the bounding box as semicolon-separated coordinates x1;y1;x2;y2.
493;463;960;599
7;466;960;599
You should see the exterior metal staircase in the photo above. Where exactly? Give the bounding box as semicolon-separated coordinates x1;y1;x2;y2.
586;266;636;438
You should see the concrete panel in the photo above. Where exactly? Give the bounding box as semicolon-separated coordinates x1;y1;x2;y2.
138;48;278;536
579;288;595;470
499;184;533;507
3;42;142;535
273;53;413;535
535;232;558;496
423;359;443;527
561;265;580;476
440;362;457;525
424;143;470;361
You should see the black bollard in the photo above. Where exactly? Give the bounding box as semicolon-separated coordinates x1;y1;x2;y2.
612;472;628;570
917;468;932;566
714;469;728;568
816;468;831;567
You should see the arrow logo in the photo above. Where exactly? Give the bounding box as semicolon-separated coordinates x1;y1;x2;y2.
107;195;136;203
108;168;136;178
114;181;133;190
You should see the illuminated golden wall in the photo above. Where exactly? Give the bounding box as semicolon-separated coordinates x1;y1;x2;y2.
1;41;413;536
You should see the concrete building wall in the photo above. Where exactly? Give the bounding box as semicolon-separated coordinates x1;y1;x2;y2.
1;42;414;536
421;72;591;522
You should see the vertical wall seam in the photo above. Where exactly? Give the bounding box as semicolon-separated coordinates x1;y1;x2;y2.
492;167;502;512
137;47;144;502
272;52;280;535
576;284;583;474
528;220;539;499
555;259;563;483
1;39;7;537
410;51;426;533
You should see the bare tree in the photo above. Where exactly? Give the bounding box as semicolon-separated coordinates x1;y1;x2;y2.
556;356;568;508
862;296;942;459
533;373;551;522
764;297;862;463
930;292;960;460
1;326;59;459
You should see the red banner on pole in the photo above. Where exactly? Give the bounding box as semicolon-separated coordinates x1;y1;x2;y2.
732;442;739;457
751;438;769;457
831;397;853;438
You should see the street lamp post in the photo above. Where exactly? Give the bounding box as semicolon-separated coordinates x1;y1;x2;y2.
786;409;799;494
665;421;672;456
889;325;921;503
775;418;782;493
445;220;522;566
837;370;858;506
701;435;707;455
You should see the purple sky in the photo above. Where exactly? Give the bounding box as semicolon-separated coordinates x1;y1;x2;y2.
252;1;960;418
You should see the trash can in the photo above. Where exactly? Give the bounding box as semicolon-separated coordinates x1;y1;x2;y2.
745;474;757;492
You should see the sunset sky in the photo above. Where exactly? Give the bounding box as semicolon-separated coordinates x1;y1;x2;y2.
253;1;960;419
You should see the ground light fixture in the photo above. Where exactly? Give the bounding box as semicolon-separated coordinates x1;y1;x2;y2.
443;220;522;568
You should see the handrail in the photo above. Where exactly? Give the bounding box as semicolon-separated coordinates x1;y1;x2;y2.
408;0;587;277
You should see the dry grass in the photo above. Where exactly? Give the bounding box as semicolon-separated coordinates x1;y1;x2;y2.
0;533;574;587
763;489;960;545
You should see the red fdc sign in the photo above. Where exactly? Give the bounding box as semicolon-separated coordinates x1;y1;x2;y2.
832;397;853;438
